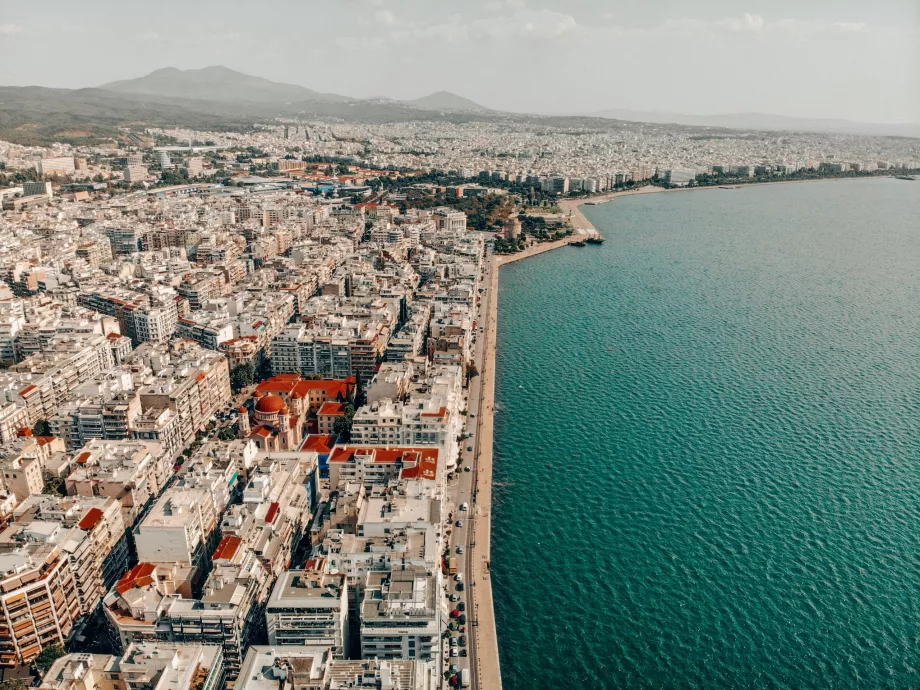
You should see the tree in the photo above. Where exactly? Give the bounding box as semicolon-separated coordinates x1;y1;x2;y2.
0;680;27;690
32;419;51;437
35;644;66;672
217;426;238;442
229;362;255;393
332;415;352;442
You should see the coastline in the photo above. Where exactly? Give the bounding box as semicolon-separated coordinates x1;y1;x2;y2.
558;176;887;233
470;234;583;689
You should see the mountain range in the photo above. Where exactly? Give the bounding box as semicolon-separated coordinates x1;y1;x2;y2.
0;65;916;146
592;108;920;139
100;66;491;112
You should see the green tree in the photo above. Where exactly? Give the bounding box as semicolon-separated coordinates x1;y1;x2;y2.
35;644;66;672
229;362;255;393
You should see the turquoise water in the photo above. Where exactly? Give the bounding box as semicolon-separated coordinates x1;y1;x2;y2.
491;179;920;689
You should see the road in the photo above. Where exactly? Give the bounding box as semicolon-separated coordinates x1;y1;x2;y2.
444;247;498;689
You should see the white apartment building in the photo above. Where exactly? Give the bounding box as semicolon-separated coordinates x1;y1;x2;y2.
265;569;348;654
360;567;439;662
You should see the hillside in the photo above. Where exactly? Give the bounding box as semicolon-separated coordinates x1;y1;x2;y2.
593;108;920;139
100;66;352;104
409;91;490;112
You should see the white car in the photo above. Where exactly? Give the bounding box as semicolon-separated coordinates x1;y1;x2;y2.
455;573;463;582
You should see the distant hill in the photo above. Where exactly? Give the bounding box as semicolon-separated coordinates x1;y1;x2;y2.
100;66;353;104
593;108;920;139
409;91;490;112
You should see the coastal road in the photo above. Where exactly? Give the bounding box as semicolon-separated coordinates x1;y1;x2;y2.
445;247;502;690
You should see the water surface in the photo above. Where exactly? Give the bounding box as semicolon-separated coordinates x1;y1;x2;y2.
492;179;920;689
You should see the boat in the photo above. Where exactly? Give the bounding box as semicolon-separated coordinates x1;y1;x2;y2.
586;236;604;244
894;175;916;181
719;185;738;190
570;240;587;247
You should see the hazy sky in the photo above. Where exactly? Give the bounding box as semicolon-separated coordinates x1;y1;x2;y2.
1;0;918;123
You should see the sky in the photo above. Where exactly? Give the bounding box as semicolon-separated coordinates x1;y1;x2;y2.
1;0;918;123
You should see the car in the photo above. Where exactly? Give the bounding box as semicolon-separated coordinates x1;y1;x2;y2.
450;648;458;658
469;413;476;418
459;503;468;512
456;520;463;527
460;649;468;657
449;594;459;602
455;573;463;581
458;614;467;625
457;601;465;611
456;546;464;554
464;466;471;472
467;446;473;452
456;582;464;591
450;637;458;647
459;636;467;646
450;664;460;674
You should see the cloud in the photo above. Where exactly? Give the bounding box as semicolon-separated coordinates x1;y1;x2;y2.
833;22;868;33
470;9;576;41
0;24;23;34
716;13;765;33
375;10;395;26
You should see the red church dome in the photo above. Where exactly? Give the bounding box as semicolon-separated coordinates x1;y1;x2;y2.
255;394;286;414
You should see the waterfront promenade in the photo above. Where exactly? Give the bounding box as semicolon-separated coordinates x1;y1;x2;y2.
463;233;586;689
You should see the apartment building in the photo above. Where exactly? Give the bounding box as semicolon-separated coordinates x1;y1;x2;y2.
236;648;437;690
105;560;267;679
265;569;348;653
327;447;439;492
359;567;439;661
134;487;219;569
0;542;80;667
136;346;231;447
5;496;129;621
40;643;226;690
66;439;170;528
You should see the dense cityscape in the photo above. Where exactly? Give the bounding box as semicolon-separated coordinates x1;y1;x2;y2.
0;86;919;690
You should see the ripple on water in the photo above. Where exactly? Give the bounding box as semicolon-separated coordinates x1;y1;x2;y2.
491;179;920;689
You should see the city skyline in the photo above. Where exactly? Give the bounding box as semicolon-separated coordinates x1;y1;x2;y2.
0;0;918;124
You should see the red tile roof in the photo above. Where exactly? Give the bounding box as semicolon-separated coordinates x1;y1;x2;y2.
78;507;104;530
302;434;336;454
116;563;157;594
265;502;280;524
329;446;439;481
212;535;242;562
318;402;346;417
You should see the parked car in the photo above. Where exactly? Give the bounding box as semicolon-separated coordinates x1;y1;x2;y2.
458;601;465;611
450;594;460;602
458;614;467;625
456;546;464;554
467;446;473;452
459;636;467;646
456;520;464;527
464;466;471;472
455;573;463;582
456;582;465;591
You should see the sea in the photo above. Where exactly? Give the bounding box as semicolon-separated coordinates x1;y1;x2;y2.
491;178;920;689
